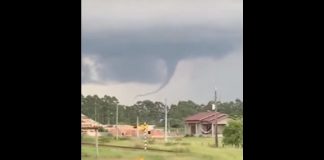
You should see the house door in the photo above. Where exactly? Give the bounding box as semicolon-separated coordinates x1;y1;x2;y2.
191;124;196;135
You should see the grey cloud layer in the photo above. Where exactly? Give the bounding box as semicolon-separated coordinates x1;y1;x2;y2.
82;0;243;91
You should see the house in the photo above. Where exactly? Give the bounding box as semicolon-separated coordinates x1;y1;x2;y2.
105;124;164;138
81;114;103;136
184;112;229;137
106;125;136;137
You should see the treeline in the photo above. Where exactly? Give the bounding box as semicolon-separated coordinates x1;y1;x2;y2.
81;95;243;128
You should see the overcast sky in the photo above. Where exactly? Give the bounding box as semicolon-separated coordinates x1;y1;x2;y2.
82;0;243;105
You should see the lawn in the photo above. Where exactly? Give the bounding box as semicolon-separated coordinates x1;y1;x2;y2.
82;136;242;160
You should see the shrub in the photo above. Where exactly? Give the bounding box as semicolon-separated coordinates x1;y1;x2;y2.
175;137;182;141
171;147;190;153
148;138;155;144
180;142;191;146
171;124;181;128
107;132;113;137
118;137;131;141
98;127;107;132
184;134;193;137
82;136;95;143
99;136;111;143
222;120;243;147
134;143;143;148
82;153;90;157
164;142;177;146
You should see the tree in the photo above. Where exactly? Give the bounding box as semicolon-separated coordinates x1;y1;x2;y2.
81;95;121;125
222;120;243;147
81;94;243;132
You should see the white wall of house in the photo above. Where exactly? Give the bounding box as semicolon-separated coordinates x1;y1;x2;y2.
184;123;190;135
185;123;197;136
212;123;214;137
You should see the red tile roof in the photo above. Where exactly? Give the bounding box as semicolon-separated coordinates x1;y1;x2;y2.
203;113;227;122
185;112;228;123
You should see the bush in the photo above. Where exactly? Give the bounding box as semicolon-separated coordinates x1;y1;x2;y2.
171;124;181;128
99;136;112;143
222;120;243;147
171;147;190;153
82;136;95;143
184;134;193;137
98;127;107;132
107;132;113;137
175;137;182;141
164;142;177;146
148;138;155;144
180;142;191;146
134;143;143;148
118;137;131;141
82;153;90;157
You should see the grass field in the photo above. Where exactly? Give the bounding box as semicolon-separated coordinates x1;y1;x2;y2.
82;136;242;160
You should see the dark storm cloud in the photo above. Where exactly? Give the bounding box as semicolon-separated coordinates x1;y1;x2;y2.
82;0;243;95
82;27;242;82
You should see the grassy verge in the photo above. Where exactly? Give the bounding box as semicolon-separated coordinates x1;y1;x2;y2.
82;136;242;160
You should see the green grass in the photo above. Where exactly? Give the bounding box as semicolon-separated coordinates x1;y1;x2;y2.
82;136;242;160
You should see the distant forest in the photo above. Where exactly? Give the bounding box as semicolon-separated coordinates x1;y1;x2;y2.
81;95;243;128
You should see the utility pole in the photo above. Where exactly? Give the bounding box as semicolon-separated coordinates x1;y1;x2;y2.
107;110;110;125
107;110;109;125
95;128;99;158
116;104;119;140
164;98;168;142
94;101;97;122
136;116;139;138
109;112;112;125
214;88;219;148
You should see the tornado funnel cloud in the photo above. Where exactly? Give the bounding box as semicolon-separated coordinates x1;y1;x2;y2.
135;61;177;98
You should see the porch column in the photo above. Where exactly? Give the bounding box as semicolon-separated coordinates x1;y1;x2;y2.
195;123;198;136
197;123;200;136
211;123;215;137
184;123;187;135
